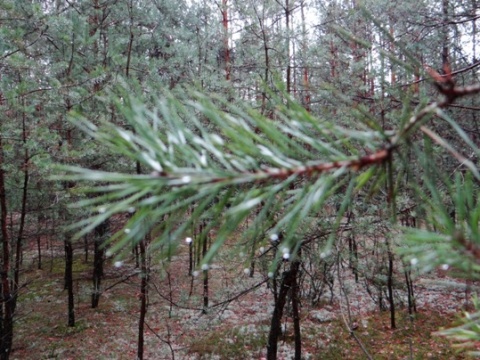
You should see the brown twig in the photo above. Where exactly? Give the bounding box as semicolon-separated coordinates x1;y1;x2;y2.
337;252;374;360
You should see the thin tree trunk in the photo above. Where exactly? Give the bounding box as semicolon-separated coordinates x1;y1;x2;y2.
249;230;257;277
300;1;311;112
471;0;477;63
291;259;301;360
262;39;269;114
36;225;42;270
389;25;396;85
133;244;140;268
136;152;149;360
65;238;75;327
137;238;148;360
221;0;230;81
267;261;299;360
188;237;193;275
126;0;134;78
202;221;209;313
253;5;270;115
386;156;396;329
92;220;108;308
92;239;103;309
387;247;395;329
404;269;416;315
0;134;13;360
84;235;89;263
13;105;29;313
285;0;292;95
442;0;449;68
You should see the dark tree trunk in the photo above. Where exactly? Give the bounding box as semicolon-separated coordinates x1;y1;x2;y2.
267;260;300;360
249;236;256;278
137;238;148;360
221;0;230;81
387;248;395;329
348;236;359;283
12;106;29;313
442;0;449;68
285;0;291;95
65;239;75;327
92;220;108;308
385;156;396;329
135;154;149;360
300;1;310;111
84;235;89;263
188;238;193;275
201;221;209;314
262;35;269;114
404;269;416;315
291;260;301;360
0;136;13;360
133;244;140;268
202;266;209;313
36;231;42;270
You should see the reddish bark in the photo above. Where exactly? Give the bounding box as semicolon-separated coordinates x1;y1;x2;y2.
221;0;230;81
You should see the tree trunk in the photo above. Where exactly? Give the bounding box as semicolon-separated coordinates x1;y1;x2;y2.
202;221;209;314
291;259;301;360
285;0;292;95
126;0;134;78
267;260;299;360
349;236;359;283
133;244;140;268
136;153;149;360
252;4;270;115
12;105;29;313
92;220;108;308
404;269;416;315
65;238;75;327
188;237;193;275
84;235;89;263
0;134;13;360
442;0;449;68
387;248;395;329
137;238;148;360
221;0;230;81
36;230;42;270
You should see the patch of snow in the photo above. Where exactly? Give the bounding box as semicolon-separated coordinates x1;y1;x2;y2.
310;309;337;323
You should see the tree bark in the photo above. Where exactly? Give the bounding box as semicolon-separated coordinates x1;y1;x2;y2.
84;235;89;263
285;0;292;95
137;238;148;360
136;154;149;360
36;224;42;270
92;220;108;308
221;0;230;81
0;133;13;360
387;248;395;329
252;4;270;115
65;238;75;327
267;259;300;360
202;221;209;314
126;0;134;78
13;105;29;313
405;269;416;314
291;259;301;360
442;0;449;68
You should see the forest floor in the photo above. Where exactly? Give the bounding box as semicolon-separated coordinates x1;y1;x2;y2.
10;234;479;360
